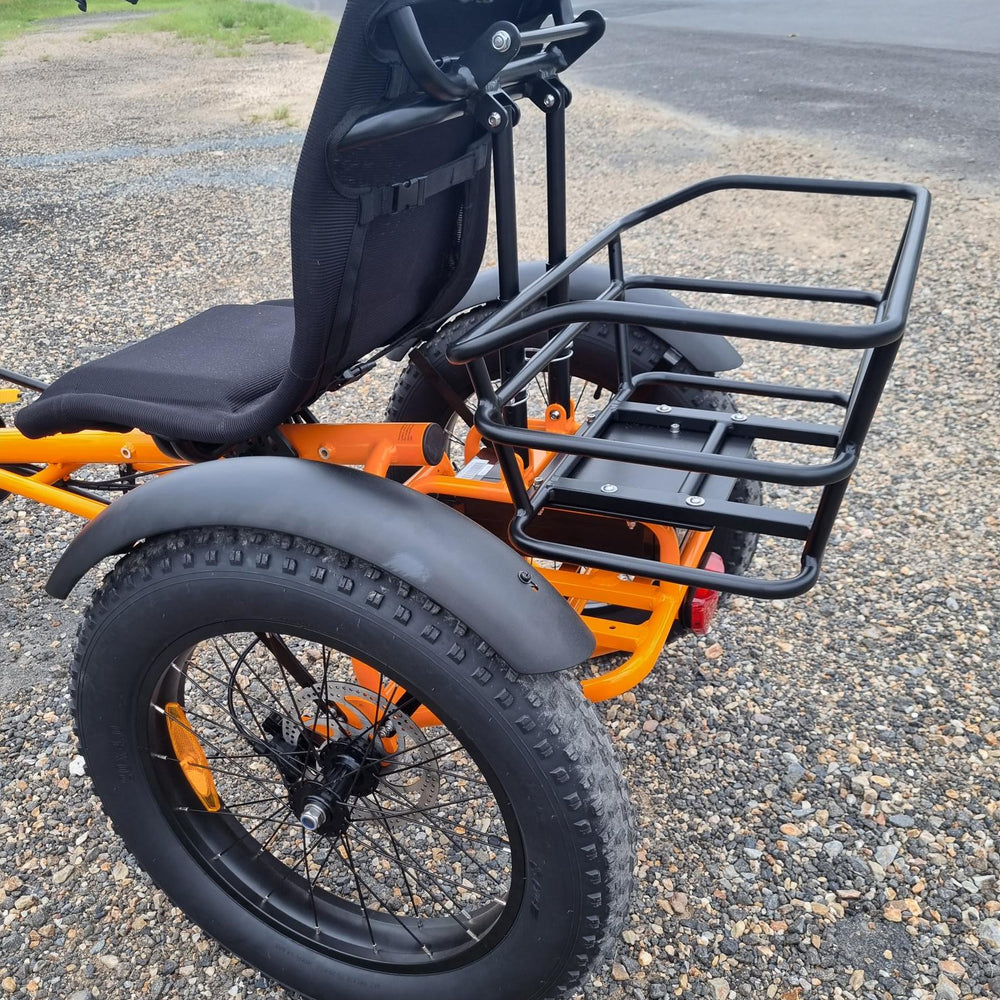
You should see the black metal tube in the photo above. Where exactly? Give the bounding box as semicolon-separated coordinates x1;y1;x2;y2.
545;99;571;411
629;370;850;407
468;358;532;512
0;368;49;393
476;402;859;487
676;417;729;497
448;175;929;361
608;237;632;387
509;514;822;598
451;298;907;361
497;49;566;86
492;125;529;465
387;7;473;101
519;21;594;46
626;274;882;307
495;280;624;407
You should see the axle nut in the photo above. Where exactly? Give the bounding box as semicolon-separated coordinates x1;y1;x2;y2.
299;801;328;832
491;30;512;52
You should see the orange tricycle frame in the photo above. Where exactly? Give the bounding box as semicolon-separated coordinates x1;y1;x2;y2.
0;398;712;704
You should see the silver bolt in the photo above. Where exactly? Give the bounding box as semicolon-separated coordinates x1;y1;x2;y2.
542;93;556;109
299;802;327;831
318;446;331;460
487;111;503;128
656;404;672;413
549;409;562;420
731;413;748;422
670;422;681;434
491;30;512;52
601;483;618;493
686;496;706;507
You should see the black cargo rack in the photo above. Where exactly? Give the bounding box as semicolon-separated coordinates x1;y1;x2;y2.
448;175;931;599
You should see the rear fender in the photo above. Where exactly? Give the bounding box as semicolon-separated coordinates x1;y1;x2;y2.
390;261;744;373
47;457;595;674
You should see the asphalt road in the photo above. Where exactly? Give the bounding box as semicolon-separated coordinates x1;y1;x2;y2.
289;0;1000;184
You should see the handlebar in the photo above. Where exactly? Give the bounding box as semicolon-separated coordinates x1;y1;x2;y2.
339;6;605;150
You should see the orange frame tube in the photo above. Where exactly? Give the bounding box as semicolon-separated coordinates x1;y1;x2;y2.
0;413;712;703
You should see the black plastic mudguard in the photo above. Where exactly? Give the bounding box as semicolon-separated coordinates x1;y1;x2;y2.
398;261;744;373
47;457;595;674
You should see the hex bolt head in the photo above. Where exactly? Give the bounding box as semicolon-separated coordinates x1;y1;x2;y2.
487;111;503;128
731;413;748;422
670;422;681;434
685;496;706;507
491;30;512;52
542;93;556;109
601;483;619;493
656;404;672;413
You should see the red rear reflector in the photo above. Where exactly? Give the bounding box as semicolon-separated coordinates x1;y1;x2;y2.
688;551;725;635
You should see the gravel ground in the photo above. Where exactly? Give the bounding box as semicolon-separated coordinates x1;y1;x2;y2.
1;17;999;1000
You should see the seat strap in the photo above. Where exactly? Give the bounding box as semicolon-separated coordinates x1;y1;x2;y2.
358;136;490;225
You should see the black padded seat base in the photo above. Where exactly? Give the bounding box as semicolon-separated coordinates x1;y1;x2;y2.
16;303;298;444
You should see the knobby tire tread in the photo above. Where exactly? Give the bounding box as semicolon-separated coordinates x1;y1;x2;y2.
70;527;634;1000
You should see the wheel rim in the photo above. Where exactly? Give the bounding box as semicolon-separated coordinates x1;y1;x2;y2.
145;632;522;971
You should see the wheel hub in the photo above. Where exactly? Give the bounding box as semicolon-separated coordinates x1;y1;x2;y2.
292;735;383;835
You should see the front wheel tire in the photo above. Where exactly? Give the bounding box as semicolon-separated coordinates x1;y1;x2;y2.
72;527;633;1000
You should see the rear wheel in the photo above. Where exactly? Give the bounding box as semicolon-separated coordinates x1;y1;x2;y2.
72;527;633;1000
388;305;760;576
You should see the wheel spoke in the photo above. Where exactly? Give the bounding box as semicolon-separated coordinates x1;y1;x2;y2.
365;787;506;888
365;797;422;915
213;804;290;861
301;827;320;933
148;754;282;793
147;626;517;969
340;833;379;954
349;817;497;905
384;758;491;789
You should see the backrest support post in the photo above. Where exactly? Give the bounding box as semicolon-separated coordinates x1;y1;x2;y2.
544;86;572;410
493;123;529;446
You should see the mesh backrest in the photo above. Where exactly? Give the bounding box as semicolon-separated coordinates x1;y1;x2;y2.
289;0;553;397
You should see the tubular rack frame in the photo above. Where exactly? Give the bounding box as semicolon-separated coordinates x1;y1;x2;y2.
448;175;931;599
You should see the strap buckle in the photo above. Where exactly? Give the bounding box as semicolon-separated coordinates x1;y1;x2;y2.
391;174;427;212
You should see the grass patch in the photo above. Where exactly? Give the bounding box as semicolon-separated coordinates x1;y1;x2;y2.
1;0;178;47
120;0;336;53
1;0;336;54
249;102;295;125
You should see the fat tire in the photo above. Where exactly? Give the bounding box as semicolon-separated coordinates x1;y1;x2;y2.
71;527;634;1000
387;306;760;576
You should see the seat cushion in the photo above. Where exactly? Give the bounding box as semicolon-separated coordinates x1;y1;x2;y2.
16;303;296;443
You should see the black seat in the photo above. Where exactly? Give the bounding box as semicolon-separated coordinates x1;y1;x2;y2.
16;0;543;445
16;304;297;443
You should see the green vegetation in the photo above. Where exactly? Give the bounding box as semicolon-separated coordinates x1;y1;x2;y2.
0;0;336;54
250;102;295;125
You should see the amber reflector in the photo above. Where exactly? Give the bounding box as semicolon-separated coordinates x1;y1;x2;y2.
164;702;221;812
